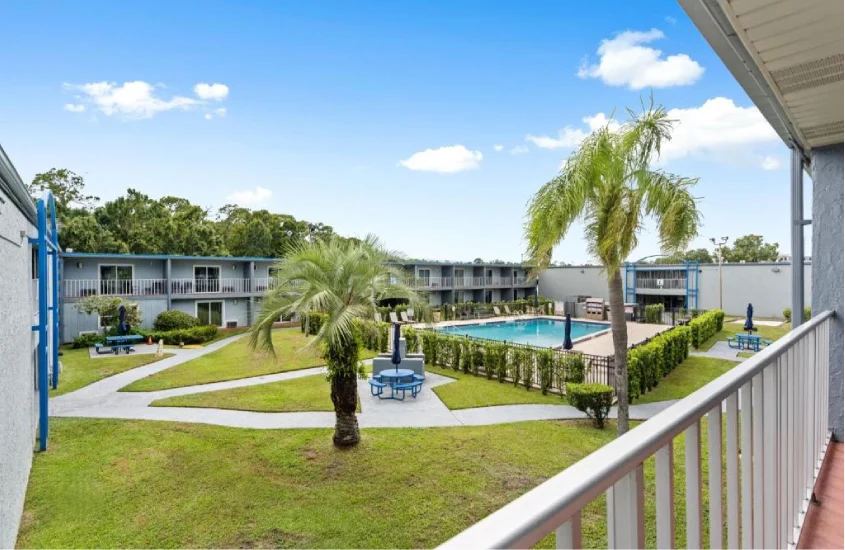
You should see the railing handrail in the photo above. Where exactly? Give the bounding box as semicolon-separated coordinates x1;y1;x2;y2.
439;310;835;549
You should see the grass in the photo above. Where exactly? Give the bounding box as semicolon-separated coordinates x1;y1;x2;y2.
18;417;726;549
122;328;377;392
149;373;362;413
737;351;755;359
427;366;569;409
52;348;174;397
698;322;791;351
635;356;740;404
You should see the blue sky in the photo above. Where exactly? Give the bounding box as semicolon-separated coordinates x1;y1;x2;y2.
1;1;805;263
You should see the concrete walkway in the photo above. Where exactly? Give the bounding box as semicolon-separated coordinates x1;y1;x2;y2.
690;340;748;361
51;332;678;429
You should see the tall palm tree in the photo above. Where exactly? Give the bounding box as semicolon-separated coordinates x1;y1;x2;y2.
250;235;429;447
525;101;701;435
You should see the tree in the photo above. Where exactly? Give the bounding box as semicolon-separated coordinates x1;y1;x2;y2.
684;248;713;263
75;296;142;332
473;258;484;264
61;215;127;253
724;234;778;263
250;235;429;447
525;101;701;435
29;168;99;218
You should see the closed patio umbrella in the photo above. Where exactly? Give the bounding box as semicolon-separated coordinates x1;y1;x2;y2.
563;313;573;350
744;303;755;333
118;305;127;335
391;322;402;370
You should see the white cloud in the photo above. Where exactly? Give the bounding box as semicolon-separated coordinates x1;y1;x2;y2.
63;81;200;119
577;28;704;89
64;103;86;113
665;16;677;25
760;156;783;170
214;107;227;117
493;144;504;152
509;145;529;155
525;112;621;150
204;113;213;120
398;145;483;173
227;186;272;205
194;82;229;101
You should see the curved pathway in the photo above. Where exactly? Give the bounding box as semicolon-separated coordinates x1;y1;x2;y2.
51;333;677;429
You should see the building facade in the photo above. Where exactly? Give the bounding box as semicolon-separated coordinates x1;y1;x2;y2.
60;254;537;342
539;261;813;318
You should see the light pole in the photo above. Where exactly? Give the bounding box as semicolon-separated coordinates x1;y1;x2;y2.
710;237;729;310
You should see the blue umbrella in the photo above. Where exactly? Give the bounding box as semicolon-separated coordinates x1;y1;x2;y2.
118;305;127;335
744;303;755;333
391;323;402;370
563;313;573;350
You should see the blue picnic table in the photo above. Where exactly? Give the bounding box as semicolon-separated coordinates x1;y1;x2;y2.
104;334;143;354
728;333;762;352
368;368;423;400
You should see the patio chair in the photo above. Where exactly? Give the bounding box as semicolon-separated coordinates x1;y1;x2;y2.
389;311;408;324
407;308;415;322
400;311;412;323
503;305;517;317
493;306;503;317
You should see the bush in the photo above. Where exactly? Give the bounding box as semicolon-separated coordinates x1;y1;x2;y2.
300;312;328;335
567;383;613;429
627;325;691;401
537;349;554;394
153;310;200;331
645;304;665;324
689;309;723;349
71;333;103;349
521;352;535;390
782;307;811;323
139;325;218;345
563;354;586;384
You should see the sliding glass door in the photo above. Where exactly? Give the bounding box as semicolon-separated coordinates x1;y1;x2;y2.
100;265;133;295
197;301;223;327
194;266;221;293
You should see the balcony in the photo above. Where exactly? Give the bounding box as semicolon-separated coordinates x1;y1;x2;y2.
170;278;252;295
63;278;167;298
441;311;835;549
412;277;452;289
454;277;485;288
636;278;687;290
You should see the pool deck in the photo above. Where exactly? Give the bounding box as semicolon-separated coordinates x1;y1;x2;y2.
416;315;671;357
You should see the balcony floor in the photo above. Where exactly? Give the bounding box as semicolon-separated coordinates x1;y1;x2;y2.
798;441;844;549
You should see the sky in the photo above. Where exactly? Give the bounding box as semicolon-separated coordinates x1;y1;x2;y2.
1;0;809;264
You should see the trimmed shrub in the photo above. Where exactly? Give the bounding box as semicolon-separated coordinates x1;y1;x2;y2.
509;347;526;386
537;349;554;394
460;340;473;374
153;310;200;331
521;352;535;390
300;312;328;335
689;309;723;349
72;333;103;349
645;304;665;324
563;354;586;384
450;337;463;372
783;307;811;323
138;325;218;345
567;383;613;428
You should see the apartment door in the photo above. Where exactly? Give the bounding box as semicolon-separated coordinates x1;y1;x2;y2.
194;266;221;293
418;269;431;287
485;290;493;303
513;269;518;284
513;289;518;300
455;268;464;286
197;301;224;327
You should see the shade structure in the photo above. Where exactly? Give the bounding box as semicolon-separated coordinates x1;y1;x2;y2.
563;313;573;350
391;322;401;369
118;305;127;335
744;303;754;333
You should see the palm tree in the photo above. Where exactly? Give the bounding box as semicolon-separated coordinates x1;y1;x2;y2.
525;101;701;435
250;235;429;447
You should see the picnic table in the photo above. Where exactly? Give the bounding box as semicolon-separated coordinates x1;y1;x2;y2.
728;333;762;352
369;368;423;400
104;334;143;354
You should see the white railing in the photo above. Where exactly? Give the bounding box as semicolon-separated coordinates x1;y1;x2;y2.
412;277;452;289
170;278;252;294
637;278;687;290
440;311;834;549
63;278;167;298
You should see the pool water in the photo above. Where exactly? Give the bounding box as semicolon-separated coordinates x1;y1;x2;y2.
435;318;609;348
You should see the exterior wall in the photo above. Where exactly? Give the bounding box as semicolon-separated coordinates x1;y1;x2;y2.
540;263;811;318
426;291;442;306
171;298;250;328
170;258;247;279
0;186;38;548
252;260;276;279
414;264;442;278
811;144;844;441
63;257;165;281
61;298;167;342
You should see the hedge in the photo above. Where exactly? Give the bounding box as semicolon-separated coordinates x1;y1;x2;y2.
627;325;690;401
567;383;613;428
138;325;218;345
153;310;200;331
644;304;664;324
782;307;811;323
689;309;725;349
443;298;555;320
300;312;329;335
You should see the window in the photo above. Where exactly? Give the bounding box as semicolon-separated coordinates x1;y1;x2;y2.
194;266;221;293
418;269;430;282
100;264;133;295
197;301;224;326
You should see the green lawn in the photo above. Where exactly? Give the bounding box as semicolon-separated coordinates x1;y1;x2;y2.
52;348;173;397
122;328;377;392
428;366;568;409
149;373;355;412
737;351;755;359
698;322;791;351
18;417;724;549
635;356;740;404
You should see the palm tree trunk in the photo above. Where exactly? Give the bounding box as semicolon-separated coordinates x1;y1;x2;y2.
330;372;360;447
607;270;629;435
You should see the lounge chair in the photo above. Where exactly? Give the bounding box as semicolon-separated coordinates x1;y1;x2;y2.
400;311;412;323
493;306;503;317
503;305;517;317
407;308;415;322
389;311;408;324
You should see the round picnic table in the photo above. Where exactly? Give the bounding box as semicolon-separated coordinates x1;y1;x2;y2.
377;369;414;386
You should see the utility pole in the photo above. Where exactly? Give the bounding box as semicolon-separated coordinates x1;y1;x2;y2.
710;237;729;310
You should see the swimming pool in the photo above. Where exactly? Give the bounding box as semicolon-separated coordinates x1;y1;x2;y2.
435;318;609;348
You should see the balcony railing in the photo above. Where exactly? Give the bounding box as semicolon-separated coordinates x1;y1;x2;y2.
170;278;253;294
63;278;167;298
454;277;485;288
637;278;687;290
441;311;834;549
412;277;452;289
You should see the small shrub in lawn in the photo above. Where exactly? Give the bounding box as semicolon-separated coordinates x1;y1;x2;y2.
567;383;613;429
645;304;664;324
450;337;462;372
509;347;526;387
460;340;473;374
153;310;200;331
483;342;497;380
402;326;419;353
782;307;811;323
300;312;328;335
537;349;554;394
522;353;535;390
495;344;508;383
563;354;586;383
72;333;103;349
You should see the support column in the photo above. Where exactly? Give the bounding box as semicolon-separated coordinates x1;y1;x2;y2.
790;147;805;330
165;258;172;310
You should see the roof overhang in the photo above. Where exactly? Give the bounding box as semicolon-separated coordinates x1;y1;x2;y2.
678;0;843;156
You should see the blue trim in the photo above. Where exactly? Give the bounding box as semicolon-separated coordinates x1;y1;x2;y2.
61;251;277;262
